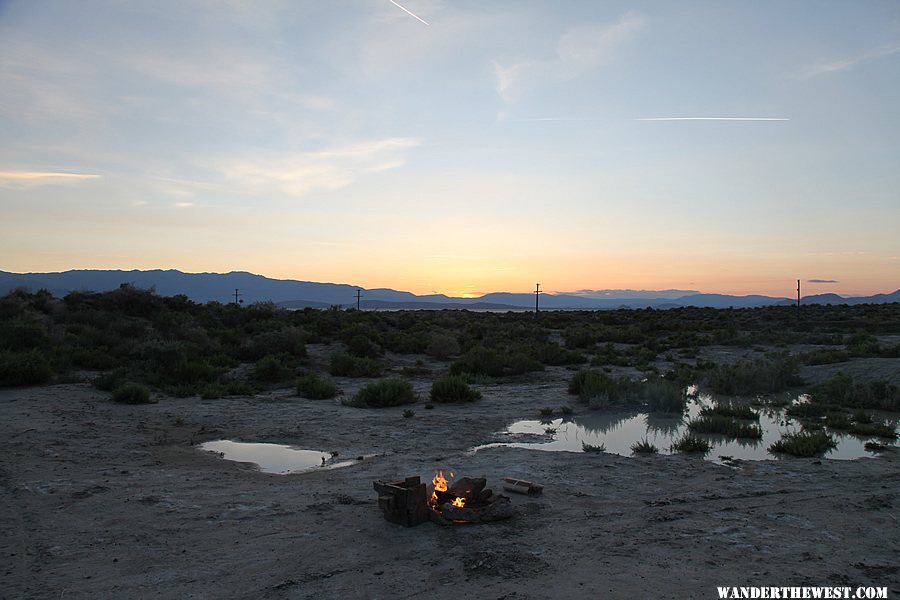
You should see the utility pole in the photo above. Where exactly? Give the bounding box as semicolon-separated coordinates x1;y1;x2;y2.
796;279;801;320
233;288;242;306
355;288;362;311
535;283;542;314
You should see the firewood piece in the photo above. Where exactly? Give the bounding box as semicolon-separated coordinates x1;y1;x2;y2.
502;477;543;495
447;477;486;501
439;495;514;523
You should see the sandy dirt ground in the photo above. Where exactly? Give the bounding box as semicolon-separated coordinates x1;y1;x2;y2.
2;351;899;599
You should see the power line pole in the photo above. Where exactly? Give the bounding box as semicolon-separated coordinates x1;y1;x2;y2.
233;288;242;306
535;283;541;314
355;288;362;311
796;279;801;320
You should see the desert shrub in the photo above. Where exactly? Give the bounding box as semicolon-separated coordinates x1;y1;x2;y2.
200;381;255;399
533;343;586;366
687;416;762;439
430;375;481;403
769;431;836;457
424;333;460;360
347;334;381;358
296;372;338;399
642;378;686;413
254;353;295;383
93;368;131;392
329;352;382;377
0;349;53;386
849;422;897;439
705;354;803;395
631;438;659;454
347;378;415;408
450;347;504;377
846;332;880;356
800;349;851;365
824;412;852;430
670;434;711;454
569;370;628;400
111;382;153;404
0;317;51;351
699;404;759;420
810;373;899;411
239;327;307;360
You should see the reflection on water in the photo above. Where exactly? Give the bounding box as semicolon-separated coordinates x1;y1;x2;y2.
472;394;897;462
199;440;359;474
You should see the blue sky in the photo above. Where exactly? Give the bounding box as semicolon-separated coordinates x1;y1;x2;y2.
1;0;898;296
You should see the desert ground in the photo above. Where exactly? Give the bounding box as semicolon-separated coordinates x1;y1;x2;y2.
2;349;898;600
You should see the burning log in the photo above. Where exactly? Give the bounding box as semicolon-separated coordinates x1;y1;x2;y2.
373;476;430;527
431;494;514;525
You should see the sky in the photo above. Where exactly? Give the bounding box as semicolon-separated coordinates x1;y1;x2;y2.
1;0;899;298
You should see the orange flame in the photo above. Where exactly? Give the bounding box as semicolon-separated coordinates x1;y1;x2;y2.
433;470;448;493
451;497;465;508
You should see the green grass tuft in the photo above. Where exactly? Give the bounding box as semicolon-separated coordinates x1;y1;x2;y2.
429;375;481;403
346;377;415;408
769;430;836;457
670;434;711;454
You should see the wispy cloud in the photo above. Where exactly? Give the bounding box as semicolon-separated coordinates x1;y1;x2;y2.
214;137;420;196
494;12;645;102
805;43;900;78
0;170;100;187
808;279;838;284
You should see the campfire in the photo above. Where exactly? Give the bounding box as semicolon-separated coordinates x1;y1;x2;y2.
374;471;514;526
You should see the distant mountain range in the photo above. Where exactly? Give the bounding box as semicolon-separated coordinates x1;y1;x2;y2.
1;269;898;310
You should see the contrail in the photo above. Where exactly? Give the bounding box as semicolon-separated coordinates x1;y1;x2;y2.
389;0;429;25
636;117;789;121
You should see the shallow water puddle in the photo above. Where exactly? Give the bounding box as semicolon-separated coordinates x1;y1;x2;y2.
472;396;897;462
199;440;359;474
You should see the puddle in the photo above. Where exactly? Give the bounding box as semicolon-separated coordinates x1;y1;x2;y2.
472;395;898;462
199;440;363;474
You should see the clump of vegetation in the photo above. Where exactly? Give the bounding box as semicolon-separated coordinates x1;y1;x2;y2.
699;404;759;420
424;333;460;360
0;349;53;386
296;372;338;399
402;409;415;418
346;378;415;408
687;415;763;439
429;375;481;403
769;430;836;457
670;434;711;454
581;441;606;452
810;373;899;411
631;438;659;454
642;378;686;413
450;346;543;378
560;405;574;416
568;370;631;405
705;354;802;395
568;370;684;412
111;382;153;404
849;422;897;439
785;402;830;418
200;381;255;399
824;412;852;430
329;352;382;378
253;353;295;383
538;407;555;417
